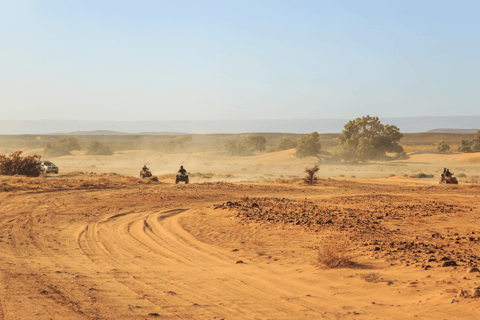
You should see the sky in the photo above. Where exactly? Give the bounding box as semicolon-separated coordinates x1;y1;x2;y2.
1;0;479;121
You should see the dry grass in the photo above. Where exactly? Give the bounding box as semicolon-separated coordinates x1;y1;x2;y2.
361;272;380;282
317;238;355;269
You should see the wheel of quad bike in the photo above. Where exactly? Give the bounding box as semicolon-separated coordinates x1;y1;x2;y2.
140;174;144;179
439;180;443;184
175;178;179;184
185;178;189;184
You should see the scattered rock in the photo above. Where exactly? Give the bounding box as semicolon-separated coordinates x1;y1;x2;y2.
232;249;239;252
236;260;244;264
471;288;480;298
442;260;458;267
457;290;468;298
467;267;480;273
148;313;161;317
447;299;457;304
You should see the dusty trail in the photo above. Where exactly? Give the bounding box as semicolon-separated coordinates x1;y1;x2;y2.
0;178;479;319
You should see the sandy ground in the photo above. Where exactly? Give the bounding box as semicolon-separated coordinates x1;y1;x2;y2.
0;150;480;319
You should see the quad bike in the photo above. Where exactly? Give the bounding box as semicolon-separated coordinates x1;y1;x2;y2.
439;174;458;184
140;170;152;179
175;173;189;184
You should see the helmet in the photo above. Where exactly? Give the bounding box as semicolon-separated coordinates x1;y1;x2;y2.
180;165;183;168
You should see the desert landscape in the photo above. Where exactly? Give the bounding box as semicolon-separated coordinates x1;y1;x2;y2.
0;140;480;320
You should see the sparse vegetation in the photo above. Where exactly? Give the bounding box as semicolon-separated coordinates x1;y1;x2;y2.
44;137;80;157
361;272;380;282
437;140;450;152
0;151;43;177
336;115;404;161
317;238;354;269
276;136;297;151
458;131;480;152
295;132;322;158
225;134;267;156
412;173;434;178
86;141;113;155
304;165;320;185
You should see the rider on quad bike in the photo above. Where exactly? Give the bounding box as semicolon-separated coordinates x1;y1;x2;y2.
140;165;152;179
176;165;189;184
178;165;187;175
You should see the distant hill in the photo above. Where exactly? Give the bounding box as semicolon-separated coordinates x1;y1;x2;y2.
2;116;480;134
46;130;186;136
426;128;479;133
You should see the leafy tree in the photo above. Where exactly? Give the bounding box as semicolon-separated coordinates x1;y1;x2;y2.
295;132;322;158
244;134;267;152
44;137;80;157
276;137;297;151
0;151;43;177
458;139;472;153
336;116;404;161
437;140;450;152
85;141;113;155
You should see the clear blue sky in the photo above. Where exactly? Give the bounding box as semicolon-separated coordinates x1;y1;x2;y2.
1;0;479;121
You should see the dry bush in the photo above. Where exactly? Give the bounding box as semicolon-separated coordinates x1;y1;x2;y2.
249;238;265;248
304;165;320;185
0;151;43;177
361;272;380;282
317;238;355;269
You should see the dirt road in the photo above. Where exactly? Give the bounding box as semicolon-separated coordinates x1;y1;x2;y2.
0;176;479;319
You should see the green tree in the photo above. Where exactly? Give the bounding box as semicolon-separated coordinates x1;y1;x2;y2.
295;132;322;158
458;139;472;153
437;140;450;152
276;137;297;151
85;141;113;155
244;134;267;152
336;115;404;161
44;137;80;157
224;138;251;156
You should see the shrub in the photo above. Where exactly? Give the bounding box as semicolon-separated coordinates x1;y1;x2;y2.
437;140;450;152
225;134;267;156
86;141;113;155
0;151;43;177
244;134;267;152
412;173;434;178
304;165;320;185
44;137;80;157
458;140;472;153
457;173;467;178
295;132;322;158
361;272;380;282
276;136;297;151
317;238;354;269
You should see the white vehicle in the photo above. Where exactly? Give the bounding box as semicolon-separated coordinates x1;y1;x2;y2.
41;161;59;174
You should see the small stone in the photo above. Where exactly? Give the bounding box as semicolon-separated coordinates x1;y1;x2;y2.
457;290;468;298
236;260;244;264
471;288;480;298
442;260;458;267
467;267;480;273
447;299;457;304
148;313;161;317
